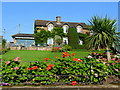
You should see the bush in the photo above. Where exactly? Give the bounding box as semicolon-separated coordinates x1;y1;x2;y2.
68;28;79;49
51;46;62;52
2;48;10;54
62;45;72;51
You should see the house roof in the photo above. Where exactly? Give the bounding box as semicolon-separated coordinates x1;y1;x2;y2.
35;20;88;29
12;33;34;38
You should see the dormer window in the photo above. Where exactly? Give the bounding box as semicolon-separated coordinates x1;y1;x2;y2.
76;26;82;33
63;25;69;33
48;24;54;31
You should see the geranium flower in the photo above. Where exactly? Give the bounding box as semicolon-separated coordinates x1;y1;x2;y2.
71;81;77;85
71;53;75;56
74;58;78;61
13;66;19;70
49;64;54;67
62;52;70;58
106;64;110;66
112;58;116;61
46;66;52;70
14;57;20;61
102;58;107;61
45;58;50;60
46;64;54;70
112;63;115;65
115;69;118;71
6;61;10;65
32;66;38;70
77;59;82;62
55;56;58;58
73;58;82;62
27;68;32;70
16;57;20;60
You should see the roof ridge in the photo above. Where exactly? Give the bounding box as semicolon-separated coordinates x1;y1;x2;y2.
35;20;85;24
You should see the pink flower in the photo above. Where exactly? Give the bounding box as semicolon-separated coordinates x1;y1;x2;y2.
115;69;118;72
102;58;107;61
106;64;110;66
112;63;115;65
112;58;116;61
118;59;120;61
16;57;20;59
13;66;19;70
6;61;10;65
14;57;20;61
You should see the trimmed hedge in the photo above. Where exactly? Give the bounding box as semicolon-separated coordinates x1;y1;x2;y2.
68;28;79;49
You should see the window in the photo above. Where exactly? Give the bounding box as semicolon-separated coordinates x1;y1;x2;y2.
63;37;68;44
76;26;82;33
63;25;69;33
48;24;54;31
47;38;53;45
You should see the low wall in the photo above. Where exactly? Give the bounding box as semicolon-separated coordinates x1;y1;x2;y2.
10;46;52;51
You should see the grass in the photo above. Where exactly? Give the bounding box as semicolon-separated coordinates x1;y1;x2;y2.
2;49;91;63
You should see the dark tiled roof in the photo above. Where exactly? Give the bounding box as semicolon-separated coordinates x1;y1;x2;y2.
35;20;88;29
12;33;34;38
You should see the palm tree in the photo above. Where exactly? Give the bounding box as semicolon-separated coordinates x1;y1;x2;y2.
86;16;117;61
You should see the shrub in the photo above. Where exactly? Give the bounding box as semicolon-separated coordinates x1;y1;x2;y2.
68;28;79;49
51;47;62;52
62;45;72;51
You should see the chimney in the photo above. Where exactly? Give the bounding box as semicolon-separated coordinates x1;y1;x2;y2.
56;16;61;23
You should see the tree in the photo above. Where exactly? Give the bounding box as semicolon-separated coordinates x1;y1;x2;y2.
86;16;117;61
78;33;89;44
34;29;49;46
2;39;6;48
68;28;79;49
51;27;66;38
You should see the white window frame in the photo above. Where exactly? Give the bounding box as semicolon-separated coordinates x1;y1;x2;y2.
63;25;69;33
76;26;82;33
48;24;54;31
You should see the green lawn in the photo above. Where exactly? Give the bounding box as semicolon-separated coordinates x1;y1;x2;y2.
2;49;91;63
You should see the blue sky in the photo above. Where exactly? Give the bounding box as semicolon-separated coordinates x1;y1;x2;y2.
2;2;118;42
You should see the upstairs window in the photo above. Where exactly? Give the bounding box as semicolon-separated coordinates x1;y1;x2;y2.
48;24;54;31
76;26;82;33
63;25;69;33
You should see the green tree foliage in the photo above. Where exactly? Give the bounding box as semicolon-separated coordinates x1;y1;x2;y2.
86;16;117;50
2;39;6;48
51;27;66;38
68;28;79;49
34;29;49;46
78;33;89;44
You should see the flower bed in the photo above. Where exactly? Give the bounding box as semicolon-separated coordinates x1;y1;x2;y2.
1;52;120;86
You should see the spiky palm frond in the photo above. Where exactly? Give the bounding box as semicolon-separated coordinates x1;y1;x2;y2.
86;16;117;50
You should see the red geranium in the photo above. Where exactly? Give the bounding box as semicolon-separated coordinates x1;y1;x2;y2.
71;81;77;85
73;58;82;62
77;59;82;62
62;52;70;58
46;64;54;70
71;53;75;56
46;66;52;70
45;58;50;60
74;58;79;61
32;66;38;70
27;66;38;70
27;68;32;70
